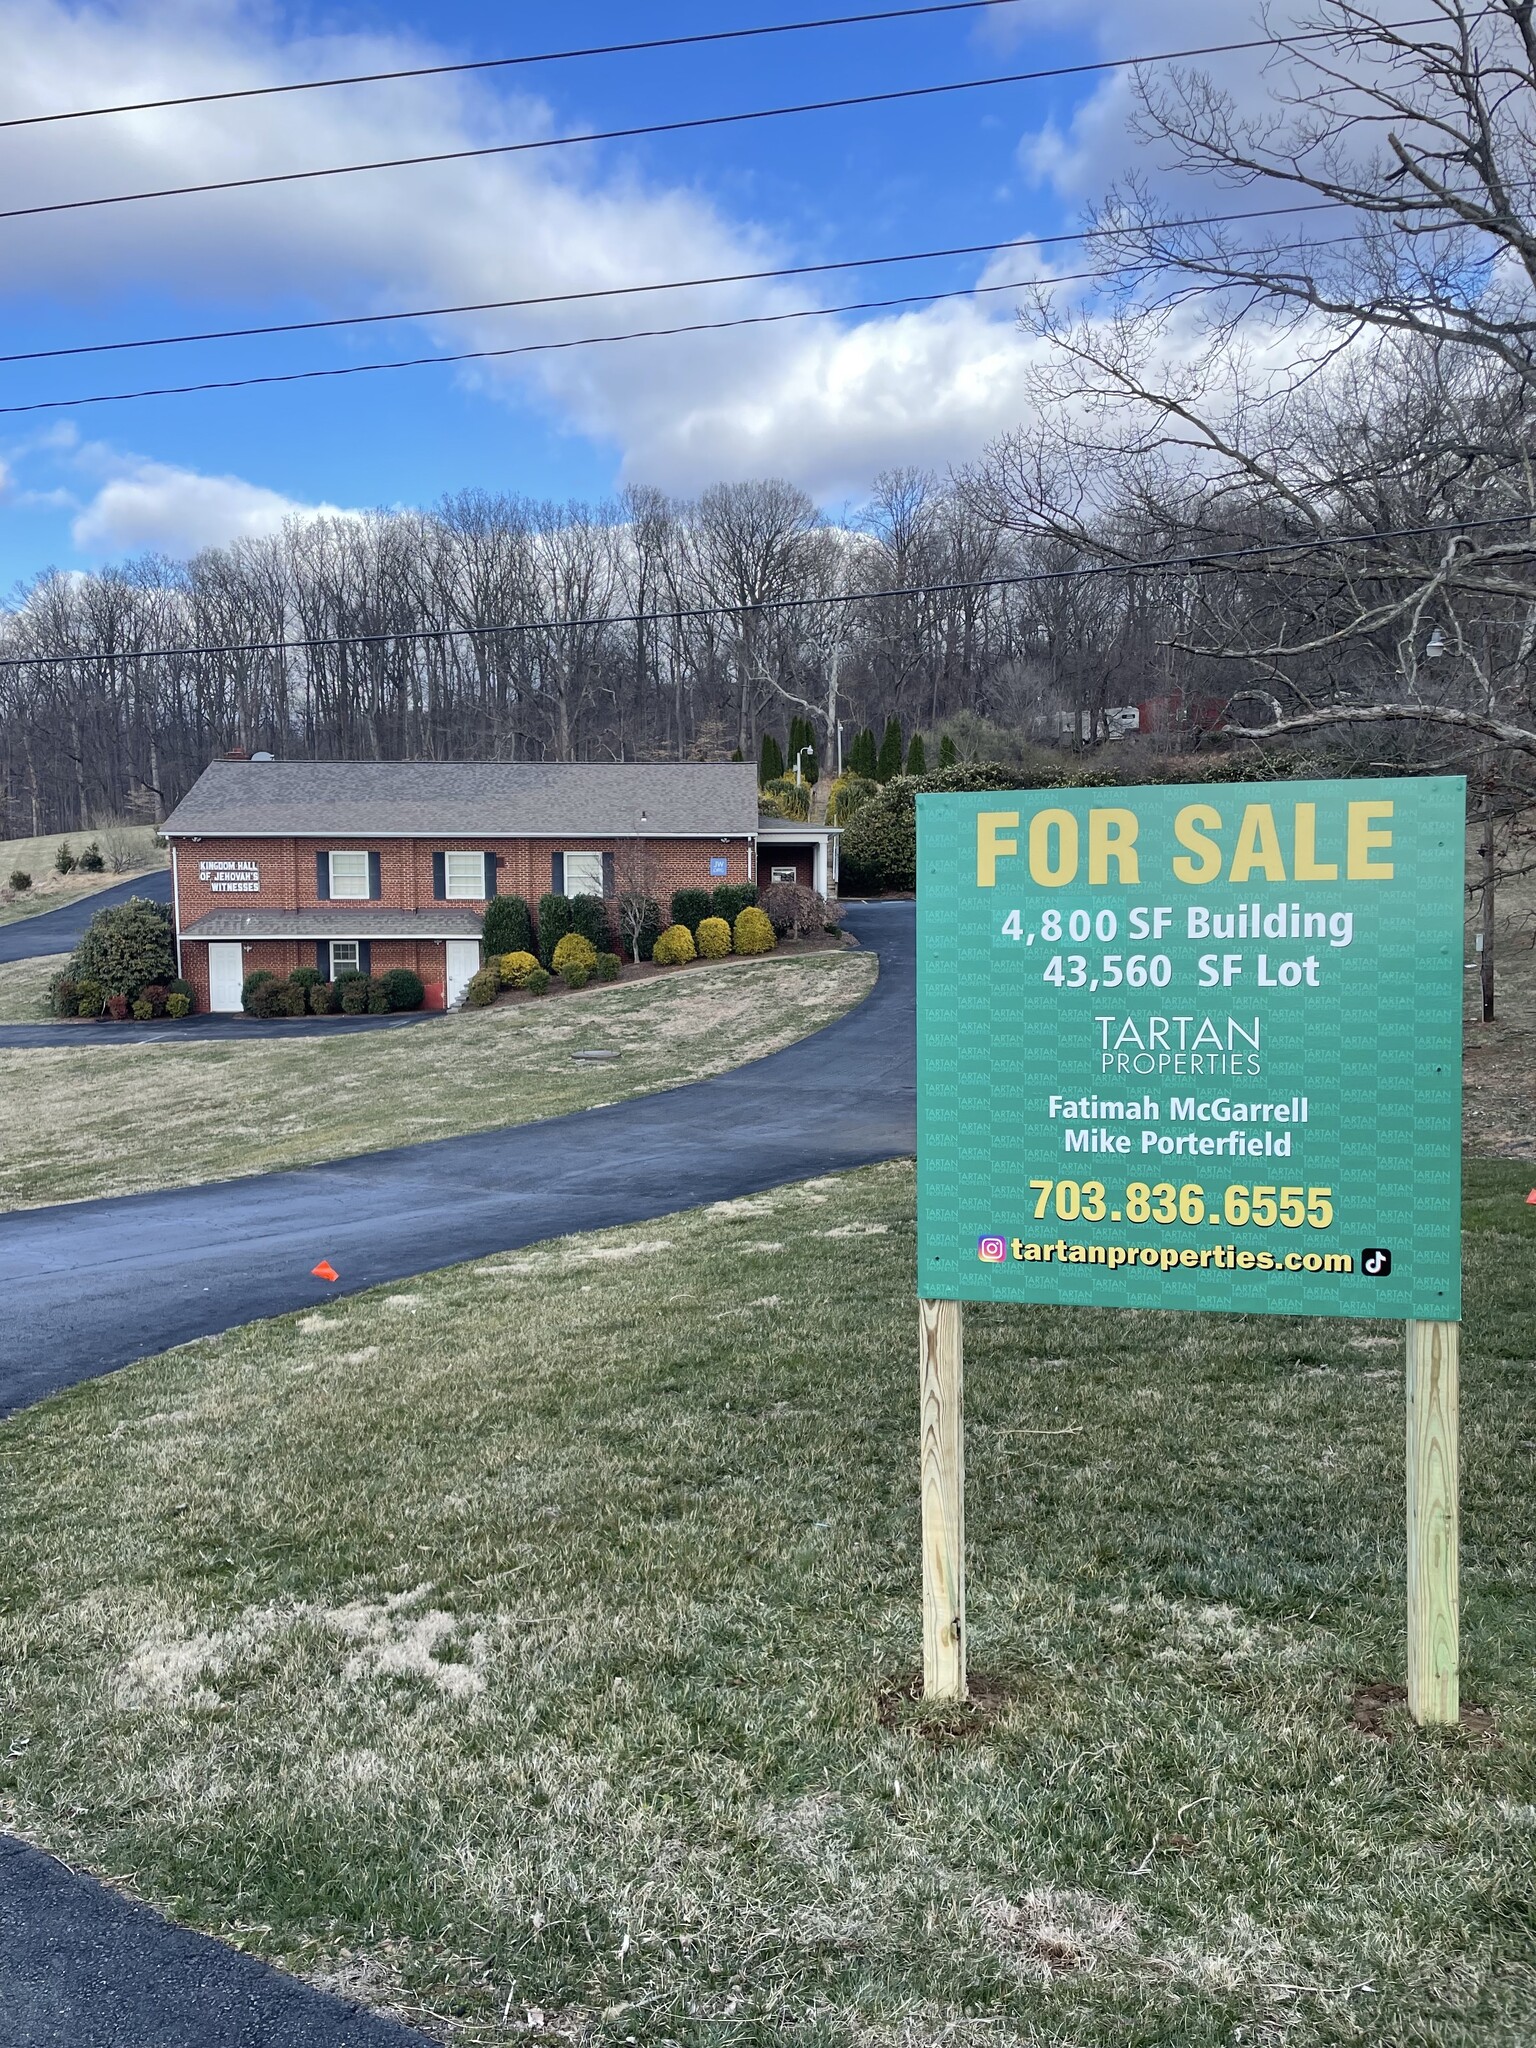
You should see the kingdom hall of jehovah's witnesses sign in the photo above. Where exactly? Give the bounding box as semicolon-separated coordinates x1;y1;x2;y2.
916;777;1464;1320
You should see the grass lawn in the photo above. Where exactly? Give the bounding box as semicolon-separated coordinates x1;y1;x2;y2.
0;954;57;1022
0;825;165;927
0;951;876;1211
1;1158;1531;2045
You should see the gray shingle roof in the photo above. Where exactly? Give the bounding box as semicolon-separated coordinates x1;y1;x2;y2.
181;909;484;940
162;760;760;839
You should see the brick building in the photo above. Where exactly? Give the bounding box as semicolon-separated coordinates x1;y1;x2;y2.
161;757;838;1011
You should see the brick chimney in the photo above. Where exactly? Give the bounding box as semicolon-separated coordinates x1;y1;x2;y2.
224;747;250;761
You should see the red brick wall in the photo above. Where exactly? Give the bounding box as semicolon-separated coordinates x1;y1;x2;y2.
173;835;752;929
180;937;447;1012
762;848;815;888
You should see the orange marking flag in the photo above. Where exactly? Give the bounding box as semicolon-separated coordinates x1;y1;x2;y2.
311;1259;339;1282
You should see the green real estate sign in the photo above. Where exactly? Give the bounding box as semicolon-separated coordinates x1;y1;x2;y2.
917;776;1464;1319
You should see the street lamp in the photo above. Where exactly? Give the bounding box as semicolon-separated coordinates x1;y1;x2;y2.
792;745;815;787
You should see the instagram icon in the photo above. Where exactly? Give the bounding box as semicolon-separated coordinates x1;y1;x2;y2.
977;1235;1007;1263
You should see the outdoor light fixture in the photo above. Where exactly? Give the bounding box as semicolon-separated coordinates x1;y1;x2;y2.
1426;627;1447;659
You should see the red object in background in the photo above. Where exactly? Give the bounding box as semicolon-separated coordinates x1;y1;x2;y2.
311;1259;339;1282
422;982;446;1011
1526;1190;1536;1205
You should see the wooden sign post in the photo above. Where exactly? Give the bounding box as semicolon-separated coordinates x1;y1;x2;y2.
919;1299;965;1699
1406;1318;1460;1725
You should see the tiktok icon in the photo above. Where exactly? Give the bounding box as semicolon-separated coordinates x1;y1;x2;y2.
1361;1248;1393;1277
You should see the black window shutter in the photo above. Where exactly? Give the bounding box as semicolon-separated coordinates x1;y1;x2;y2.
602;852;615;898
367;851;381;899
484;851;498;899
551;849;565;895
358;940;372;977
315;941;327;975
315;851;330;901
432;852;446;900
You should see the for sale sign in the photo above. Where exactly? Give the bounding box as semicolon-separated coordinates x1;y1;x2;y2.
917;777;1464;1318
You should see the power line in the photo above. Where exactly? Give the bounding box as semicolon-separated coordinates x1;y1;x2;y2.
0;204;1344;366
0;24;1446;228
0;218;1351;416
0;11;1441;133
2;514;1525;673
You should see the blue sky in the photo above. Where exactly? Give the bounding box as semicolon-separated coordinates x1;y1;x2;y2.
0;0;1244;590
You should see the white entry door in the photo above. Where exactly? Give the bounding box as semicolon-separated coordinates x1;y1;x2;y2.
445;940;481;1008
207;942;244;1013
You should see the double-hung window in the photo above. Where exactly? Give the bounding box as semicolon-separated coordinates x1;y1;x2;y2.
327;849;372;899
563;850;605;898
329;940;361;978
443;851;488;899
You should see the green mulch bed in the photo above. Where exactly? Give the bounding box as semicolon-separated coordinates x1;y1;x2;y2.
0;1159;1532;2044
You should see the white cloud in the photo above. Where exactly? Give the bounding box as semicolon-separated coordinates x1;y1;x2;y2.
0;0;1292;510
69;457;350;555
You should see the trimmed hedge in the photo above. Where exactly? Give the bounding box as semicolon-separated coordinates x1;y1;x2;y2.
695;915;732;959
483;894;534;958
570;894;610;954
596;951;622;982
670;888;713;933
70;896;177;1000
464;965;500;1008
652;923;697;966
536;893;575;967
524;966;551;995
733;906;776;954
562;961;591;989
712;882;757;923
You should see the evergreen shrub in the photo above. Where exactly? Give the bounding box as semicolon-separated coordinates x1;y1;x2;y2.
309;981;335;1014
596;951;622;981
78;842;105;872
551;932;598;976
760;776;811;820
536;892;575;967
571;894;610;953
166;992;191;1019
562;961;591;989
378;967;425;1010
758;732;785;785
524;966;551;994
131;996;153;1021
733;906;776;954
695;915;732;959
712;882;757;922
670;887;713;932
8;870;31;892
54;842;76;875
339;975;374;1014
498;950;540;987
839;762;1113;893
290;965;322;989
241;969;277;1013
464;966;500;1008
71;896;177;998
483;894;534;958
652;923;697;965
106;994;130;1020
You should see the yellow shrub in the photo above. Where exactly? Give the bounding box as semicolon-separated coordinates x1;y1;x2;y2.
551;932;599;975
733;906;776;954
652;923;697;965
695;915;732;959
498;950;540;988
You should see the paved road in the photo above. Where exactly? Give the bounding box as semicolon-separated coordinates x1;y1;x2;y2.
0;869;173;963
0;903;912;2046
0;901;914;1417
0;1835;433;2048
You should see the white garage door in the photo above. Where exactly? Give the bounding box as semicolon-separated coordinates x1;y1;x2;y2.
207;943;244;1012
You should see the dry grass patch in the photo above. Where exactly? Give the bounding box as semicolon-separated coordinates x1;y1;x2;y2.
0;954;57;1022
0;950;875;1210
0;1159;1532;2043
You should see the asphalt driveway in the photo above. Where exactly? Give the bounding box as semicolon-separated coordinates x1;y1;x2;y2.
0;869;173;963
0;902;914;1416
